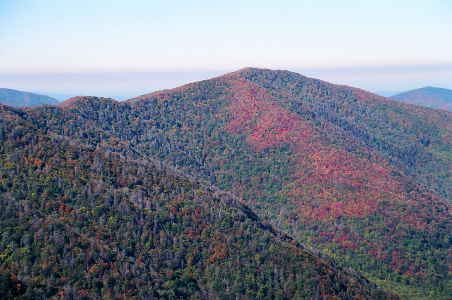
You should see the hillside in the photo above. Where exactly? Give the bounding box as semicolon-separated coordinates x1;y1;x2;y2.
10;68;452;299
0;104;400;299
0;88;60;107
390;86;452;111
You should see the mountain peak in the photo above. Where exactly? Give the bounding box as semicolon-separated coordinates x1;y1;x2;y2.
390;86;452;111
0;88;60;107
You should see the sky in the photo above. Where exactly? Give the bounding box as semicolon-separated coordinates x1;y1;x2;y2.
0;0;451;98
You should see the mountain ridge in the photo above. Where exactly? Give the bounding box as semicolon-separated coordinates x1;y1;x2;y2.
390;86;452;111
0;88;60;107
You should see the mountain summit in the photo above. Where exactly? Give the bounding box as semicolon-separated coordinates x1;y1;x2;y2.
390;86;452;111
0;88;60;107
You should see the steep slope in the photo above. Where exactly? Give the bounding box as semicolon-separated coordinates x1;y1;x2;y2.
18;68;452;299
0;88;60;107
234;69;452;199
0;104;399;299
390;86;452;111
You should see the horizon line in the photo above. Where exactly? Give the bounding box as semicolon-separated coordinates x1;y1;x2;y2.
1;63;451;76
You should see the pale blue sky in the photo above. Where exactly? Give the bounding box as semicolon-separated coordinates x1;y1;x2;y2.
0;0;451;96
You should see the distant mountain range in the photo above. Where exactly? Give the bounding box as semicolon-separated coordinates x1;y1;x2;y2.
37;92;136;102
0;89;135;106
0;88;60;107
390;86;452;111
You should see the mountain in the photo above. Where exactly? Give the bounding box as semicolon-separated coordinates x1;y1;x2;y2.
0;88;60;107
120;69;452;298
0;103;400;299
3;67;452;298
390;86;452;111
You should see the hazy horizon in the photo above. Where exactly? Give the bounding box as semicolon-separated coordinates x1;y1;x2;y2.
1;1;451;96
1;64;451;99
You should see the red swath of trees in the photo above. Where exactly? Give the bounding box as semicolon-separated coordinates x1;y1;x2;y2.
226;81;318;153
224;80;452;279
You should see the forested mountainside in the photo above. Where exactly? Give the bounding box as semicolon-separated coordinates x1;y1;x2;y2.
390;86;452;111
0;88;59;108
6;67;452;299
0;104;402;300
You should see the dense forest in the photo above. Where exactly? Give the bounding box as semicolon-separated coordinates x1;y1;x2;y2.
0;103;403;299
1;68;452;299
